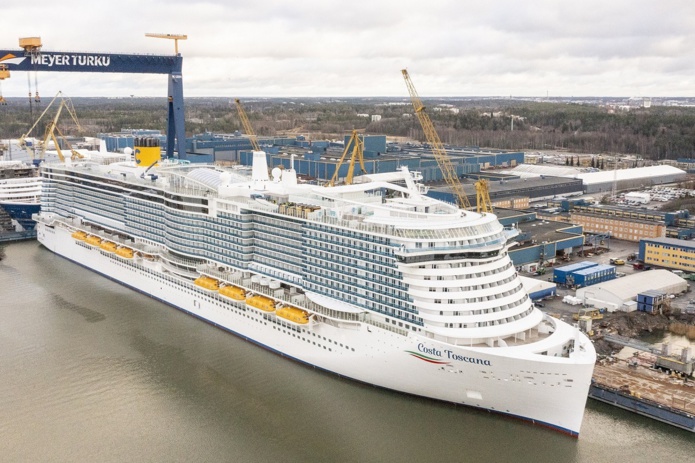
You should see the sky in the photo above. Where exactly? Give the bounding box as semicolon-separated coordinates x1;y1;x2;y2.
1;0;694;98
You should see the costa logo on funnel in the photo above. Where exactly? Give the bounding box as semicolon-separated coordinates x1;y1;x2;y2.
0;53;27;65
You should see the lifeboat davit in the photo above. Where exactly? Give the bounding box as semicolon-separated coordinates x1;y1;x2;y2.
194;275;220;291
219;285;246;300
246;294;276;312
276;306;310;325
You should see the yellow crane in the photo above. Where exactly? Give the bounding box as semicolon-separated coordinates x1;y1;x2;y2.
145;33;188;54
328;130;368;186
234;99;261;151
475;178;493;213
401;69;471;209
19;37;42;104
18;91;77;154
0;64;9;105
40;97;84;161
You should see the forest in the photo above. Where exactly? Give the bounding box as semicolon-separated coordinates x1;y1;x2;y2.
1;96;695;160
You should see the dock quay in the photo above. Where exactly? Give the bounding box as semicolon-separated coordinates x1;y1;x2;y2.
590;354;695;432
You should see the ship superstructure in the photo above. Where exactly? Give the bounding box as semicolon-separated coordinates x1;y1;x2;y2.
34;151;596;436
0;160;41;231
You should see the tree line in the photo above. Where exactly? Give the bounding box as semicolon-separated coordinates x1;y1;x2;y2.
2;97;695;160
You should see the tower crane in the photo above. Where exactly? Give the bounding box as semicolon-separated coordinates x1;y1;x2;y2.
401;69;471;209
234;99;261;152
40;96;84;161
328;130;368;186
145;33;188;55
18;91;71;153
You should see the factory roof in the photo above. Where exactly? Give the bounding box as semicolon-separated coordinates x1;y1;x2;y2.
574;165;686;185
503;164;584;178
640;236;695;249
514;220;582;250
577;270;687;302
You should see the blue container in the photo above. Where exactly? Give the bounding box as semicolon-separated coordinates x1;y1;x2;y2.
571;264;616;287
553;261;598;284
637;302;656;313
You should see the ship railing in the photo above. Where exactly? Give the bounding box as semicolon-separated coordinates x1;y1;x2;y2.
199;269;365;323
395;238;506;254
159;250;205;268
166;184;219;199
365;319;409;337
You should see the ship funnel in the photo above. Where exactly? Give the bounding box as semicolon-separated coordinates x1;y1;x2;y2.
252;151;269;183
134;137;161;167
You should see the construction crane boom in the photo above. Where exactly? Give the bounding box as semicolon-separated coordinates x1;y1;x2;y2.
328;130;368;186
401;69;470;209
40;97;84;161
234;99;261;152
19;91;65;151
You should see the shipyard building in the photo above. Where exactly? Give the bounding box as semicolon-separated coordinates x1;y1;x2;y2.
503;164;687;194
576;270;687;312
638;237;695;272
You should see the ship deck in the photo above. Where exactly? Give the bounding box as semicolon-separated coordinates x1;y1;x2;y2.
592;353;695;415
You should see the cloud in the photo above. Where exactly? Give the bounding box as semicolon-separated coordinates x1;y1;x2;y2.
0;0;694;97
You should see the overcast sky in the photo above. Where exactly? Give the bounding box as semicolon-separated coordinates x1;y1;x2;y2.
1;0;694;98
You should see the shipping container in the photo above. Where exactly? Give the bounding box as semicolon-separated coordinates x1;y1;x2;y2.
553;261;599;284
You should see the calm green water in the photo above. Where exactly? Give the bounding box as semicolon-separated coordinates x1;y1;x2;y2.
1;241;693;463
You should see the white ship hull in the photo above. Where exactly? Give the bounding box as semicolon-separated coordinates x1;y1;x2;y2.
37;220;595;436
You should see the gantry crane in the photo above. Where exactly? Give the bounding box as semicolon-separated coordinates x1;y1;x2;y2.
145;33;188;55
401;69;471;209
234;99;261;151
19;36;42;107
328;130;368;186
475;178;493;213
2;35;188;159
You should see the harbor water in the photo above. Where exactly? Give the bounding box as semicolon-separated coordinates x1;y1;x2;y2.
1;241;693;462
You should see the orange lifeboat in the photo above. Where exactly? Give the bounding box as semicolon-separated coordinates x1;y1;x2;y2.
100;241;118;253
115;247;134;259
85;235;102;247
194;275;220;291
71;230;87;241
276;306;310;325
246;294;276;312
219;285;246;300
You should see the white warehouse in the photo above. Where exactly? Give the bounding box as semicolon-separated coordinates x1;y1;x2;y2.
624;191;651;204
574;166;686;194
576;270;688;312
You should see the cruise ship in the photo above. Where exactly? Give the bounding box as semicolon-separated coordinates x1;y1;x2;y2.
0;140;127;233
0;160;41;232
34;142;596;436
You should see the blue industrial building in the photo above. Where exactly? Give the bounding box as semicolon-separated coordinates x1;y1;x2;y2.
570;264;616;287
553;261;599;285
99;129;167;152
501;215;585;269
